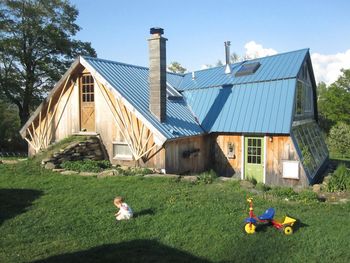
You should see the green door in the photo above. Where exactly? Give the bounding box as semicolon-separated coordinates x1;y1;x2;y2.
244;137;264;183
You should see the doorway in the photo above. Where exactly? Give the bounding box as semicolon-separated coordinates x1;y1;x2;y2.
244;136;264;183
80;74;95;131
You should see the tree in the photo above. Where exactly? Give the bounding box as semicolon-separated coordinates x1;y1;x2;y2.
0;0;96;126
0;99;25;152
167;61;186;74
327;122;350;158
216;60;223;66
317;69;350;132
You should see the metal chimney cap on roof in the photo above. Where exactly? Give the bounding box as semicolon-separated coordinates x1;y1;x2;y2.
150;27;164;35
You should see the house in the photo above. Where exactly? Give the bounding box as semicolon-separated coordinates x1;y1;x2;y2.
20;28;328;187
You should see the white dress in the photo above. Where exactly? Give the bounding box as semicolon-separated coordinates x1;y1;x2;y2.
116;202;133;220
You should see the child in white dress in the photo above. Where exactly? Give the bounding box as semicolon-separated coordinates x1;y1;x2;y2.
114;196;133;221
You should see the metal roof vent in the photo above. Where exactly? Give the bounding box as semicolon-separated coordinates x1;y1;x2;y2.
192;71;196;80
224;41;231;74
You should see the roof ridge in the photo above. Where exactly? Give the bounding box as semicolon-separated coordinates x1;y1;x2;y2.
182;48;309;76
82;56;150;70
83;56;185;76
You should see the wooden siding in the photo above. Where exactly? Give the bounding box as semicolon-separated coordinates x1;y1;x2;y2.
53;80;80;141
213;134;309;187
264;136;308;187
165;135;209;174
213;134;242;178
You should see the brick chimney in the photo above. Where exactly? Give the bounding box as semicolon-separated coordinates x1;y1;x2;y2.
148;27;167;122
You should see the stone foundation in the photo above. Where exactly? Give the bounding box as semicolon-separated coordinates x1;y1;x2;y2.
42;136;106;169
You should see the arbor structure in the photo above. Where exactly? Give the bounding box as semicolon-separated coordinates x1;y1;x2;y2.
0;0;96;126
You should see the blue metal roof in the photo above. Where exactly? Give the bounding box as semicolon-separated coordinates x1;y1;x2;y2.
83;48;309;138
183;79;297;134
83;57;204;139
178;49;308;91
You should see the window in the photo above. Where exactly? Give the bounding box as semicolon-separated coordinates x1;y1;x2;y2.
81;74;94;102
113;142;133;160
247;138;262;164
295;81;304;115
295;80;313;117
235;62;261;77
292;122;328;178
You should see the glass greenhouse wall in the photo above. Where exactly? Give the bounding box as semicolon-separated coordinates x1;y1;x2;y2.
292;121;328;179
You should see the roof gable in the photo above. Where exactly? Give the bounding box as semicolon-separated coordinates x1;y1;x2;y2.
82;57;204;140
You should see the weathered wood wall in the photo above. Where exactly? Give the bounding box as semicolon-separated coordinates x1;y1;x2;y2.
265;135;308;187
213;134;242;178
53;81;80;141
213;134;309;186
165;135;209;174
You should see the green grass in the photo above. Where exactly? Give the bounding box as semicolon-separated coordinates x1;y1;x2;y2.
1;161;349;263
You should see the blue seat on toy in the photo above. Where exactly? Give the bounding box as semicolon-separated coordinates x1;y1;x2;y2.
258;208;275;220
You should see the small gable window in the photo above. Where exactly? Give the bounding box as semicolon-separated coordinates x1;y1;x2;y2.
81;74;94;102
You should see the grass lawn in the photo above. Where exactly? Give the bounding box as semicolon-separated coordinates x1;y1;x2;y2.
1;161;350;263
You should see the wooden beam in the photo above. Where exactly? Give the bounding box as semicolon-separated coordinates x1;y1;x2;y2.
31;122;39;149
137;121;145;154
94;78;139;159
54;79;75;131
139;130;153;157
26;127;36;149
24;137;38;153
138;142;157;160
40;97;53;148
43;74;71;147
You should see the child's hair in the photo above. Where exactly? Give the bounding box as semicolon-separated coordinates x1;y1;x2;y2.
114;196;124;204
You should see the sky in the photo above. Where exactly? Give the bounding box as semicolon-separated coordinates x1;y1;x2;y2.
70;0;350;85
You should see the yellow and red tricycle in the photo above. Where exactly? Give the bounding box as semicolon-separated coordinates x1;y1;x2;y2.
244;198;296;235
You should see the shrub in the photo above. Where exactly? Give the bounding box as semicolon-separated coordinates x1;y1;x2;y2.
327;122;350;158
197;170;217;184
255;182;271;192
269;187;298;200
246;176;257;186
327;164;350;192
297;190;318;202
121;167;152;176
61;160;111;173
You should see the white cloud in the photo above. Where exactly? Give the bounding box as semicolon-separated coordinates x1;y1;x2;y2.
244;41;277;59
311;50;350;85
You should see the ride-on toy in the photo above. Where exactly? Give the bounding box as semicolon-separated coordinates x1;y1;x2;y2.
244;198;296;235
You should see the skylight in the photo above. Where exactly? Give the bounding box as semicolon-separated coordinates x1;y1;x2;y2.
235;62;261;77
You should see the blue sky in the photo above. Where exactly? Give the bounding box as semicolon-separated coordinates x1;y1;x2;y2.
71;0;350;84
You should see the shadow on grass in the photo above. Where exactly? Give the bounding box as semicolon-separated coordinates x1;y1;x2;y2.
32;239;211;263
0;188;43;225
133;208;155;218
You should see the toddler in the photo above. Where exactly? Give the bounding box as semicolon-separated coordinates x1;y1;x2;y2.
114;196;133;221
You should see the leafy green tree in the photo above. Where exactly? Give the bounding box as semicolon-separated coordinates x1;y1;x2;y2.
167;61;186;74
317;69;350;132
327;122;350;158
0;0;96;126
0;100;25;152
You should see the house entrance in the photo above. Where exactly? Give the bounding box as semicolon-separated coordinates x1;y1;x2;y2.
80;74;95;131
244;136;264;183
